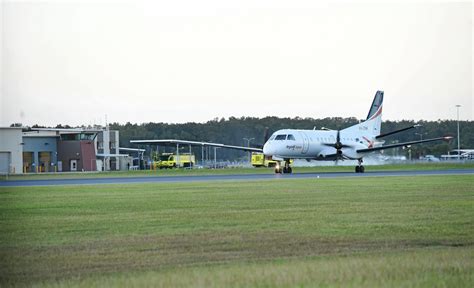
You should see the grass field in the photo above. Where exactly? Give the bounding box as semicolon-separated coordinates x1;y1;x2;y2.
0;175;473;287
2;162;474;181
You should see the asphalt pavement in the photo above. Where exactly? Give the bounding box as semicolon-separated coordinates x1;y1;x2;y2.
1;169;473;187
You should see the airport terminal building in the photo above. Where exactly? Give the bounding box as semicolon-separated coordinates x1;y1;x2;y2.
0;127;132;174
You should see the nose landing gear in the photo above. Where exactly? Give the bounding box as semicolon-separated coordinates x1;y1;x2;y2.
275;159;293;174
355;159;365;173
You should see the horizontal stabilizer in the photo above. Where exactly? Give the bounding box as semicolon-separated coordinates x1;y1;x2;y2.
357;136;453;153
375;124;422;139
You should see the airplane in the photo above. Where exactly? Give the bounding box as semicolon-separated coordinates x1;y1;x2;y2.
262;91;452;173
131;91;452;173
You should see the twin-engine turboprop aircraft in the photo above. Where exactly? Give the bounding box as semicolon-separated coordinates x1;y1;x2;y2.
131;91;452;173
263;91;451;173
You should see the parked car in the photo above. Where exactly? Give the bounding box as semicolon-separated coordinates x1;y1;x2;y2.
419;155;440;162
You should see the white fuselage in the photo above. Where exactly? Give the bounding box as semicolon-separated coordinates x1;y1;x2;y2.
262;129;375;160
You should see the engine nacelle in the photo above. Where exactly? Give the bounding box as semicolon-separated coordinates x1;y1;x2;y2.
341;148;360;160
341;143;367;159
316;147;337;160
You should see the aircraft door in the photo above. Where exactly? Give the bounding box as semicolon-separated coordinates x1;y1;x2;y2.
299;132;310;154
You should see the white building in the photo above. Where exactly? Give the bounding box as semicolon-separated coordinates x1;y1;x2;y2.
94;128;121;171
0;127;23;174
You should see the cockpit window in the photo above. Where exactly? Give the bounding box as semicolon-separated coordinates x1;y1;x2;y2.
274;134;287;140
269;135;276;140
287;134;296;141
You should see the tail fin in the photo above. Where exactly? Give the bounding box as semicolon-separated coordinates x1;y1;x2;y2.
366;91;384;121
342;91;383;137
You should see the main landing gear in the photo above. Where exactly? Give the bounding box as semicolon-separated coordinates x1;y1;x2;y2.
355;159;365;173
275;159;292;174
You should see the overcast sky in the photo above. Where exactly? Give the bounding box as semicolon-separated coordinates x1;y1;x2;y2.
1;0;472;127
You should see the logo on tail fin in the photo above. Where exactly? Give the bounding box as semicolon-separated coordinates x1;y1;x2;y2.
362;136;375;148
366;91;384;120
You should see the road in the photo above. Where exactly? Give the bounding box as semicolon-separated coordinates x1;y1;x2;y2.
1;169;473;187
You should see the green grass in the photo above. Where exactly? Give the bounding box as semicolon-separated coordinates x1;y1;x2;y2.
39;248;473;288
0;175;473;287
2;162;474;181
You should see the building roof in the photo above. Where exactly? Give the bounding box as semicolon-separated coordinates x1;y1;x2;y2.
119;147;146;152
0;126;23;130
130;139;262;153
30;128;103;134
23;130;60;137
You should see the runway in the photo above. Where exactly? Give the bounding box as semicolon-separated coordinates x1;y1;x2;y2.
1;169;473;187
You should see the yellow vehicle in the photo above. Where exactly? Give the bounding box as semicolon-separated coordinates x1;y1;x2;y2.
153;153;195;169
251;152;279;168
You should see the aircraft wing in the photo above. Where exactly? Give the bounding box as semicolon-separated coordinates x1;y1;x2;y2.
357;136;453;153
130;139;263;153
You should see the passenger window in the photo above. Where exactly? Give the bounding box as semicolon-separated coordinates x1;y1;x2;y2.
287;134;296;141
275;135;287;140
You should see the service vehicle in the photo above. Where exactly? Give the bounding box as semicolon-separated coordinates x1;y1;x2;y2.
251;152;279;167
153;153;195;169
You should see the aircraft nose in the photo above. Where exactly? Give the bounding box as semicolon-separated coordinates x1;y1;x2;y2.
263;142;272;155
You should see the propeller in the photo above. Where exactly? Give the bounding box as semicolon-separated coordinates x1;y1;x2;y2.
323;130;353;161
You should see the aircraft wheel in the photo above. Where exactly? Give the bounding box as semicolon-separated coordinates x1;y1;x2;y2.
282;167;288;173
355;166;360;173
360;166;365;173
288;167;293;174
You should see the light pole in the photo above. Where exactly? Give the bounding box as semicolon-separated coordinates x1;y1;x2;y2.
414;132;426;158
414;132;426;141
243;137;255;147
243;137;255;163
213;147;221;169
456;105;461;160
201;144;204;167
